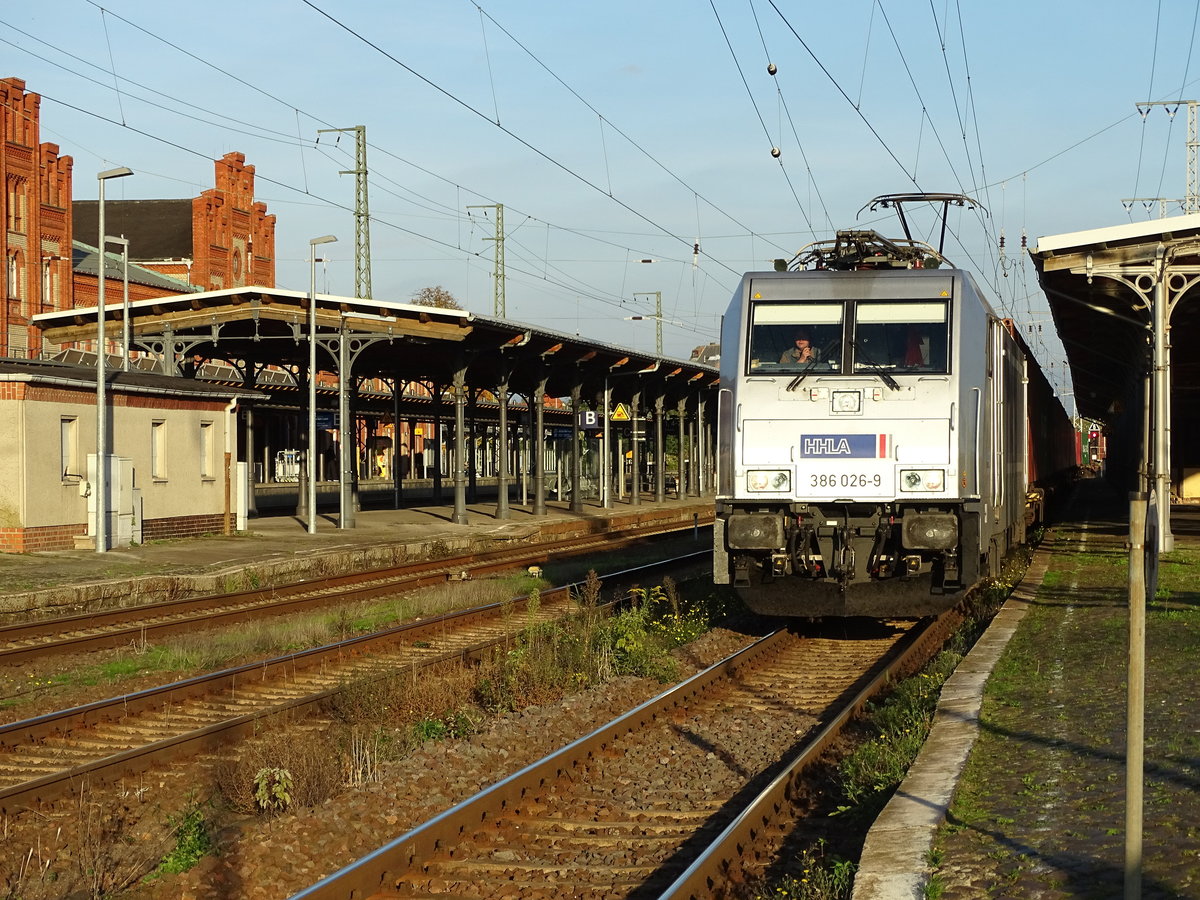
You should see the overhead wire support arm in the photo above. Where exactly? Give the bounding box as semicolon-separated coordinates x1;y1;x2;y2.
317;126;372;298
1134;100;1199;214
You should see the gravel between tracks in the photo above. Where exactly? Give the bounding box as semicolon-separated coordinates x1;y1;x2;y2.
152;624;761;900
1;621;761;900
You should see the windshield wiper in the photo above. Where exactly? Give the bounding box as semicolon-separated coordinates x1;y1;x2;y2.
850;340;900;391
786;357;821;391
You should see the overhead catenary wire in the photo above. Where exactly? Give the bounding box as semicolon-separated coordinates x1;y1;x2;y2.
17;1;1200;363
470;2;785;256
300;0;737;276
5;7;736;347
711;0;817;236
746;0;835;233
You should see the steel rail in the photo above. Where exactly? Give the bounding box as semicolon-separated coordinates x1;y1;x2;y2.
660;608;961;897
0;516;712;664
285;614;943;900
0;552;710;815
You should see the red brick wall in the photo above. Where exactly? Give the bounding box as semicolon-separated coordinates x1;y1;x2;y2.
0;522;87;552
188;152;276;291
141;513;224;543
0;513;225;552
1;77;73;360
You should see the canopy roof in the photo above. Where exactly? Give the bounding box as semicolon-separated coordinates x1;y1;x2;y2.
33;287;718;404
1029;214;1200;422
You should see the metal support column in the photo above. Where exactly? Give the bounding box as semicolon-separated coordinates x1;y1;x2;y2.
497;368;511;520
244;406;258;518
654;394;666;502
676;397;687;500
570;381;584;514
602;380;612;508
338;328;356;529
630;388;642;507
393;381;402;507
1153;247;1174;551
533;374;547;516
452;364;469;525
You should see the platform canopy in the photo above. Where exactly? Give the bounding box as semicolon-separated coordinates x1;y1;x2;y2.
32;286;718;404
1029;214;1200;423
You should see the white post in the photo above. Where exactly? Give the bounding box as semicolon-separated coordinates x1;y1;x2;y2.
1153;247;1174;551
95;166;133;553
308;235;337;533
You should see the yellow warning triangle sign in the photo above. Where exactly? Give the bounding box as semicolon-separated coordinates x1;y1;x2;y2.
611;403;631;422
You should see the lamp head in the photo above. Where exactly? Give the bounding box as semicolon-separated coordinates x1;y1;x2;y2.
98;166;133;181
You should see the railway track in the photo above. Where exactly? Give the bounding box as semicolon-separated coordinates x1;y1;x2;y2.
289;609;961;899
0;518;711;665
0;551;711;816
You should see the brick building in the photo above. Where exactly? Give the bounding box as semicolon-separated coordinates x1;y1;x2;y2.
74;152;277;292
1;77;73;359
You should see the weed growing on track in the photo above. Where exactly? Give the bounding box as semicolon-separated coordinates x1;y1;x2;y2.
144;795;213;878
477;574;726;712
4;536;702;714
215;572;726;817
2;574;547;712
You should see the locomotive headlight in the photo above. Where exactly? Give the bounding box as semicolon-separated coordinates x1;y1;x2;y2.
746;469;791;492
832;390;861;413
899;469;945;492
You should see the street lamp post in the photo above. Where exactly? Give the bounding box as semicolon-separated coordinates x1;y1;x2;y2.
95;166;133;554
308;235;337;534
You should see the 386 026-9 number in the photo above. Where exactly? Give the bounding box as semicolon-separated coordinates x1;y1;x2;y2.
808;472;883;489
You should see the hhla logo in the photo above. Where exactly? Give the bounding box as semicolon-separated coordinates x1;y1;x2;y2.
803;437;852;455
800;434;882;458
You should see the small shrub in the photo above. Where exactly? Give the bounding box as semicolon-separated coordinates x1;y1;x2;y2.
217;723;343;814
149;799;212;876
253;767;293;813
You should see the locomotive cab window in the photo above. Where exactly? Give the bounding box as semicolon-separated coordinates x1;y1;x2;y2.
748;302;843;374
852;301;949;374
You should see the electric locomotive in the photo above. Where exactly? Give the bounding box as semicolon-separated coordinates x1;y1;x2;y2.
714;204;1035;617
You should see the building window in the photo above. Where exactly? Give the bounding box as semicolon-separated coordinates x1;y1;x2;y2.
6;253;17;300
151;420;167;479
6;176;25;232
200;421;214;478
60;417;77;480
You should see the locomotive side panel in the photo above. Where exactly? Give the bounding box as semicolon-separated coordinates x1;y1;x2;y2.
1011;323;1077;524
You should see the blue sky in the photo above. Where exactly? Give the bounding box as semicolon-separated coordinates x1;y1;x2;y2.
6;1;1200;395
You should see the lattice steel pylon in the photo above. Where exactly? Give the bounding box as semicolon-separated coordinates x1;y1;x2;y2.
318;125;372;298
1189;101;1198;214
467;203;505;317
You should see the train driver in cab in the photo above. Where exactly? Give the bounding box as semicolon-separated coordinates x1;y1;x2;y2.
780;329;819;365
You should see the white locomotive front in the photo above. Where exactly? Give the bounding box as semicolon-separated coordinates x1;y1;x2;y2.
714;230;1026;617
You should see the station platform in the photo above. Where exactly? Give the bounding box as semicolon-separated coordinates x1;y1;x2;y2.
0;494;713;620
855;479;1200;899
